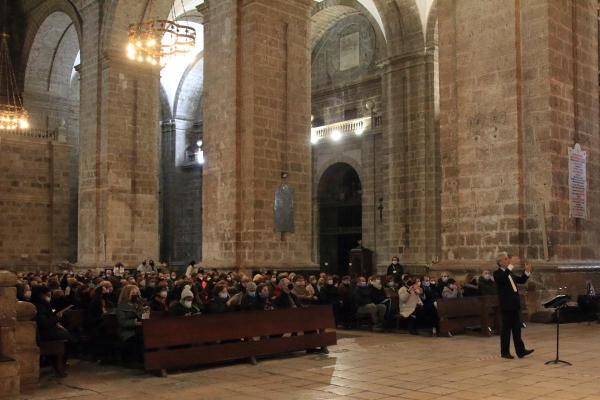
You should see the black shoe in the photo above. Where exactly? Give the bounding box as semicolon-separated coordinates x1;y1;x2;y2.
501;354;515;359
518;349;534;358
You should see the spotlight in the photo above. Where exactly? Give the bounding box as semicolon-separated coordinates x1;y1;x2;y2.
331;130;341;141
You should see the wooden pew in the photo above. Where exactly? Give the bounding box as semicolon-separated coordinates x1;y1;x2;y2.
37;330;67;377
437;294;528;337
142;306;337;377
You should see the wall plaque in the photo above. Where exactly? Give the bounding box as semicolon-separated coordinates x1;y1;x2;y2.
274;184;294;232
568;143;587;219
339;32;360;71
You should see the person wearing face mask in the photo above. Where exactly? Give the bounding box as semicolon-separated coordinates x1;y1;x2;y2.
292;275;317;305
208;283;241;313
436;272;451;295
478;269;498;296
442;279;463;298
116;285;146;362
387;256;404;284
353;277;386;327
273;278;303;309
398;274;425;335
460;273;480;297
240;282;258;311
148;285;169;312
31;286;75;365
170;285;202;316
252;283;274;310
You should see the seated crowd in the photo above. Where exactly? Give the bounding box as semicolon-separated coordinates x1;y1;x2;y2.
13;259;501;364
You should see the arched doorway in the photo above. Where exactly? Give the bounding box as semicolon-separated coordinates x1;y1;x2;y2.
317;163;362;275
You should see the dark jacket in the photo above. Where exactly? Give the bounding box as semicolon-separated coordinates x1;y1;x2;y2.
85;298;107;336
478;276;498;296
493;267;528;312
338;283;352;301
240;293;256;311
33;300;61;341
386;263;404;282
115;301;143;342
251;296;273;311
148;297;169;312
208;296;232;314
170;300;202;316
319;284;339;305
353;286;373;309
272;292;303;309
369;285;387;304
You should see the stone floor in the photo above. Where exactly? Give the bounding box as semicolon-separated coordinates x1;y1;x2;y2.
19;322;600;400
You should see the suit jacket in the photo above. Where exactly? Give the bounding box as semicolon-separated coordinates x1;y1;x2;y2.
493;267;528;312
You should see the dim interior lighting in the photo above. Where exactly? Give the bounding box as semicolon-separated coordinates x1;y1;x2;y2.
355;127;364;136
0;32;29;131
126;0;196;68
331;130;342;141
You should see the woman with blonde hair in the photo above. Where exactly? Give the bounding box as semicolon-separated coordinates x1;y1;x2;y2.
116;284;146;362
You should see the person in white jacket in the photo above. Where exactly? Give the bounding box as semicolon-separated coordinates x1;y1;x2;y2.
185;260;198;278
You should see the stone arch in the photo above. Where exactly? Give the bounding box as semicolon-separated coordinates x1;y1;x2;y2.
20;0;83;79
159;84;173;122
371;0;424;57
425;0;437;50
23;11;80;129
312;0;387;56
173;52;204;121
315;155;365;193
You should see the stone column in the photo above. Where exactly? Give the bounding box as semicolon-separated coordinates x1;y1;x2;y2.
50;140;73;264
78;2;160;268
377;52;441;270
438;0;599;266
0;271;19;398
200;0;316;270
15;301;38;386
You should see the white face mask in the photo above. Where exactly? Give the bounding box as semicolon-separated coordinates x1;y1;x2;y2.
375;280;381;285
183;300;192;308
327;280;333;285
24;291;31;299
160;291;167;299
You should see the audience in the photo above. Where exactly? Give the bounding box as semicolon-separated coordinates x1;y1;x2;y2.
442;278;463;298
11;262;512;367
353;277;386;327
478;269;498;296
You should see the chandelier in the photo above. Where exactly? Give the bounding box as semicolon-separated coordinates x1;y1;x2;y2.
0;32;29;130
127;0;196;67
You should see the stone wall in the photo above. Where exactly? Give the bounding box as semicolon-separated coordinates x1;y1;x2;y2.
0;271;20;398
438;0;600;264
0;135;72;270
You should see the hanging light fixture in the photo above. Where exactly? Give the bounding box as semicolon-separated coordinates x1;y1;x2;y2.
127;0;196;67
0;0;29;131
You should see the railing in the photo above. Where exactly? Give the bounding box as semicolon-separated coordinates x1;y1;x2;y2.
311;115;382;143
1;125;63;141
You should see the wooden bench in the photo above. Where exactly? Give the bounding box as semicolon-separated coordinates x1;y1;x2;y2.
142;305;337;377
437;294;528;337
37;331;67;377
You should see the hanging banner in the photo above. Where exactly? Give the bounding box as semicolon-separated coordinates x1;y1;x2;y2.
568;143;587;219
274;184;295;232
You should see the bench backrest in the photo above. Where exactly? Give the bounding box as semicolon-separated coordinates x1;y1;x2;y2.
143;306;335;348
142;306;337;372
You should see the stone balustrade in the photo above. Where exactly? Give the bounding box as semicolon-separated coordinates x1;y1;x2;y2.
312;116;376;142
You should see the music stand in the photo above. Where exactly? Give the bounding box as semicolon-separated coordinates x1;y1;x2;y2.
542;294;572;365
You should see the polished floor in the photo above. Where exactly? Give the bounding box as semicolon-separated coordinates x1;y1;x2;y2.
20;322;600;400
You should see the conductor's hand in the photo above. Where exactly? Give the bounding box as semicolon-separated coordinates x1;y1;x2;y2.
524;262;532;272
510;255;520;267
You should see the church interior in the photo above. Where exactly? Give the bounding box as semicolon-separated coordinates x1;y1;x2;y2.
1;0;600;398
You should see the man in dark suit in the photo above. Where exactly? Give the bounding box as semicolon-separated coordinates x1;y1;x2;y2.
493;252;534;359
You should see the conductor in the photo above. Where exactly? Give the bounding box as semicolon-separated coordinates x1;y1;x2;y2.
493;252;534;359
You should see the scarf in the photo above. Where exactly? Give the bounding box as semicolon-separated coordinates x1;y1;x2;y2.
370;281;382;290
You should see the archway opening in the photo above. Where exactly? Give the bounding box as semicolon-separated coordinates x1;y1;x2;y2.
318;163;362;275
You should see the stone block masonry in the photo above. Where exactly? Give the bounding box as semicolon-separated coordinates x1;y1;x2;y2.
0;135;72;269
202;0;316;270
